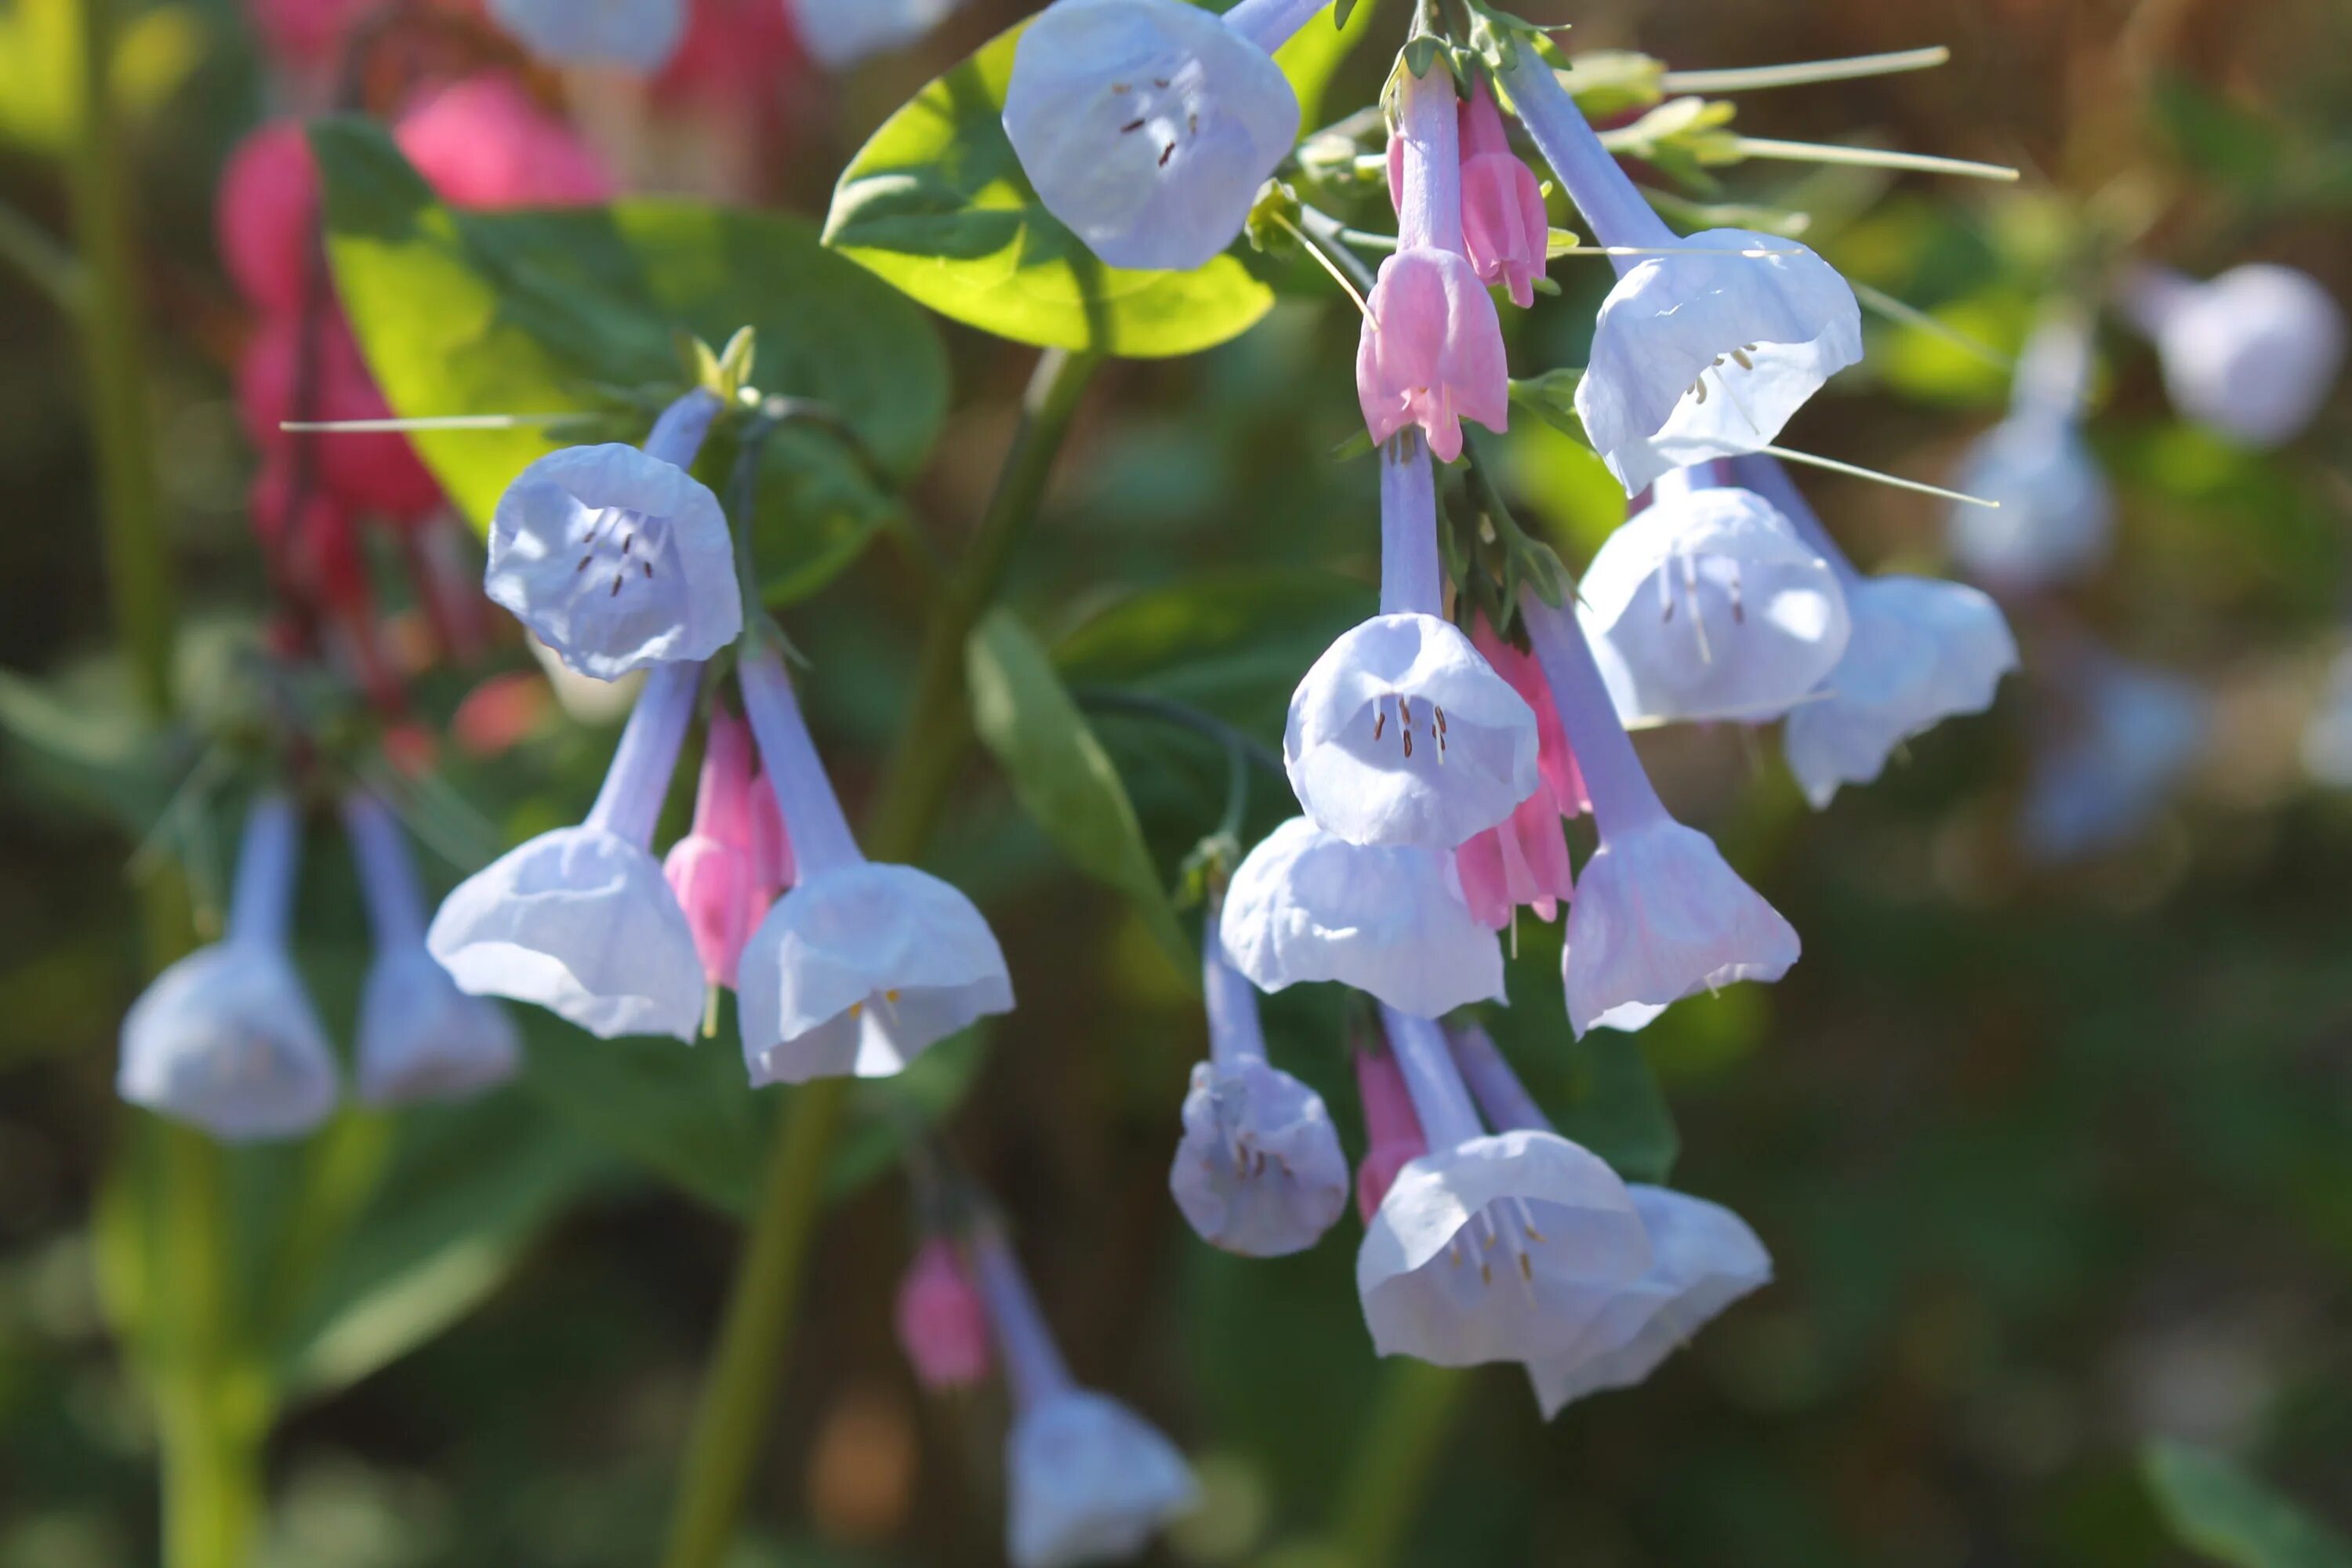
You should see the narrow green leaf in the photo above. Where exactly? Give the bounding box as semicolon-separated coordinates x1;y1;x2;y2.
968;608;1195;978
822;23;1276;358
2143;1443;2352;1568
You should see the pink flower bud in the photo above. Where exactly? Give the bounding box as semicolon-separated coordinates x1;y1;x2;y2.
662;711;773;989
217;120;319;316
1351;1046;1428;1225
1457;78;1548;309
895;1236;993;1392
1355;247;1510;463
394;75;616;210
1453;615;1584;930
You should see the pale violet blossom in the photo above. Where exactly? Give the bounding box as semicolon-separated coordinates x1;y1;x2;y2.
1735;456;2017;808
488;0;684;72
485;390;739;681
1499;53;1859;494
1444;1021;1770;1416
734;645;1012;1084
2122;263;2345;449
343;793;520;1105
1287;432;1537;850
1003;0;1304;272
1524;593;1799;1036
974;1224;1197;1568
791;0;968;70
1578;466;1850;726
1169;940;1348;1257
429;662;708;1041
118;793;339;1140
1356;1009;1650;1367
2020;646;2207;864
1948;308;2112;591
1219;816;1503;1020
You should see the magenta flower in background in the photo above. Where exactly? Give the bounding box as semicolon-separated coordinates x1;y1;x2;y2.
1523;591;1800;1035
485;390;742;681
118;794;340;1140
1577;464;1851;727
1356;59;1508;463
1356;1007;1650;1367
972;1223;1198;1568
895;1236;993;1392
2121;263;2345;450
1219;815;1504;1019
1168;939;1349;1258
1500;53;1860;494
1002;0;1307;272
345;792;521;1105
429;662;710;1041
1445;1021;1771;1416
733;645;1014;1085
217;119;318;317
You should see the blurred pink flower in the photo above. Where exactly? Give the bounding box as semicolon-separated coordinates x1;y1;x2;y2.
894;1236;992;1392
217;119;319;315
395;75;616;209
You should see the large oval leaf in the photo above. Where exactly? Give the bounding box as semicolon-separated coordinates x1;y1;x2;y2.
310;119;949;605
822;20;1276;358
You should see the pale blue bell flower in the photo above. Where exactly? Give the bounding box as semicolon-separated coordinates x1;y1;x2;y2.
1356;1009;1650;1367
1444;1021;1770;1417
734;646;1013;1084
118;793;339;1140
791;0;971;69
1218;815;1504;1020
486;390;741;681
1736;456;2017;808
974;1225;1198;1568
488;0;686;72
1169;939;1348;1257
1285;434;1538;849
1524;593;1799;1036
344;793;520;1105
1002;0;1306;271
2122;263;2346;450
429;662;709;1041
1948;308;2112;592
2020;647;2207;864
1578;465;1850;726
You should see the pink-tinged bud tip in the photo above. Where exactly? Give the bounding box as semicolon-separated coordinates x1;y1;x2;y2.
1356;248;1512;463
1457;80;1549;309
895;1236;993;1392
1351;1047;1428;1224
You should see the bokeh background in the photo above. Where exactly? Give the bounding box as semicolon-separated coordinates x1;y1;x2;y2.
4;0;2352;1563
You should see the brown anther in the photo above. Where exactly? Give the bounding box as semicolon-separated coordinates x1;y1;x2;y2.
620;534;633;557
1480;1261;1494;1287
1159;142;1175;167
1153;76;1169;87
610;574;623;597
1120;118;1145;132
576;557;593;572
1373;707;1387;741
1188;113;1198;134
642;561;654;579
1730;347;1755;370
1519;1251;1533;1283
1693;378;1709;405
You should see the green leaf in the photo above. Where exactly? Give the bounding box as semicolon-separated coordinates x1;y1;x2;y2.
1559;49;1665;118
0;0;202;154
822;22;1276;358
311;118;949;606
968;608;1194;978
514;1012;766;1214
2143;1443;2352;1568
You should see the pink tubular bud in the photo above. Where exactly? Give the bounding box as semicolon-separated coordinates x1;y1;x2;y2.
895;1236;993;1392
662;712;773;989
1457;79;1549;309
1351;1046;1428;1225
217;119;319;316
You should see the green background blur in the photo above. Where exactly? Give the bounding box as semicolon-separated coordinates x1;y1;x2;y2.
4;0;2352;1563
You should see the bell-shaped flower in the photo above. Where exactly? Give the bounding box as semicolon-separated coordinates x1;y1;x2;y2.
485;390;739;681
895;1236;993;1392
1499;53;1857;494
1443;1018;1769;1414
1456;78;1548;308
1002;0;1302;273
1356;1008;1650;1367
1351;1041;1428;1224
2122;263;2345;450
1453;618;1582;930
1287;434;1538;851
1732;455;2016;807
344;793;520;1105
1357;59;1509;463
118;794;339;1140
974;1223;1197;1568
429;661;709;1041
1220;816;1503;1020
792;0;969;69
1579;466;1850;726
662;710;780;990
488;0;686;71
734;646;1013;1085
1170;940;1348;1257
1525;593;1799;1035
1947;412;2112;592
2020;646;2207;864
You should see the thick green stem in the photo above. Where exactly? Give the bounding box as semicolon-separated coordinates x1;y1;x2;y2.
154;1127;267;1568
656;348;1099;1568
1329;1360;1469;1568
